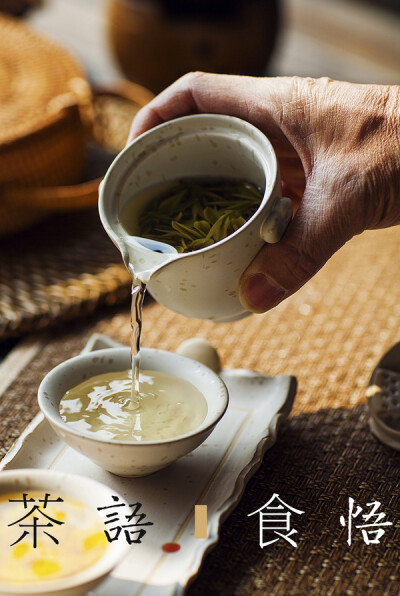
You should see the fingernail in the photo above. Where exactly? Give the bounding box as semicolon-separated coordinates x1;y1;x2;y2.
240;273;286;312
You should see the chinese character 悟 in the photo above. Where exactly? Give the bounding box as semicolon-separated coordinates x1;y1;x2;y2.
97;495;153;544
248;493;304;548
340;497;392;545
8;493;64;548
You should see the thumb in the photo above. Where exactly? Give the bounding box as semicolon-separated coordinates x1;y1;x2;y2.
239;185;353;313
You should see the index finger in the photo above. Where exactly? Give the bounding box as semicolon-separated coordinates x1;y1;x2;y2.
127;72;293;153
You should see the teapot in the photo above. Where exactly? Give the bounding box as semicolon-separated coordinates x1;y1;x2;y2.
98;114;292;322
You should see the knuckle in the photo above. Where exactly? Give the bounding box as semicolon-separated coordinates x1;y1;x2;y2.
179;71;208;87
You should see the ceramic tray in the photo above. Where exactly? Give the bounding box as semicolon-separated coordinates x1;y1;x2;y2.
0;334;296;595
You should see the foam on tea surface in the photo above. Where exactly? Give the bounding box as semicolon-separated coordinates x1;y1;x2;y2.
59;369;208;442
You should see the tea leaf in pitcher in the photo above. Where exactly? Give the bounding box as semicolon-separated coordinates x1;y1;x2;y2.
158;189;187;212
171;221;203;240
136;178;263;253
203;206;220;225
193;220;211;234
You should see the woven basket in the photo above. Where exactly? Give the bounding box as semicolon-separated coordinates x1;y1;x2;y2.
0;14;153;236
0;80;154;340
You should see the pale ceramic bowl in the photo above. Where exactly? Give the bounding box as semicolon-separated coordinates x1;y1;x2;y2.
38;347;228;477
0;469;131;596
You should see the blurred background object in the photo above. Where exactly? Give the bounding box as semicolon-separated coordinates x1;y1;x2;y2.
28;0;400;88
268;0;400;85
106;0;280;94
364;0;400;11
0;13;90;235
0;0;41;17
0;13;153;238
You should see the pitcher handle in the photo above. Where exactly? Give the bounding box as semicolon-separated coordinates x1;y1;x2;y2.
260;197;293;244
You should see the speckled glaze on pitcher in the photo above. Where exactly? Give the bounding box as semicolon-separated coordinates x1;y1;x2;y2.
99;114;292;322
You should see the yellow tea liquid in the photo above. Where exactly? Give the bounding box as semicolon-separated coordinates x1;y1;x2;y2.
59;368;207;442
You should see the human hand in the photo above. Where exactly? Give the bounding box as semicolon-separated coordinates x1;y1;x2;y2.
129;73;400;313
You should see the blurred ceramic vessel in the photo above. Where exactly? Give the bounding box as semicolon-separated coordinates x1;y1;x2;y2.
106;0;280;93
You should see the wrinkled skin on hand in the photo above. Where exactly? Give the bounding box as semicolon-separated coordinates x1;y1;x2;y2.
129;74;400;313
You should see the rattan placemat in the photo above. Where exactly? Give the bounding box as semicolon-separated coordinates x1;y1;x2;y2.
0;225;399;594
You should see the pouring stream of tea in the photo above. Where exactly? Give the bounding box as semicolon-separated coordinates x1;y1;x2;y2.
130;281;146;408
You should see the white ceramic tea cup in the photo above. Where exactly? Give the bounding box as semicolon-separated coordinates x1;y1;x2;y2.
99;113;292;322
0;469;131;596
38;347;228;477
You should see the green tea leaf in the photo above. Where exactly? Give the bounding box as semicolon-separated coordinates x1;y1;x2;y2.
137;178;263;253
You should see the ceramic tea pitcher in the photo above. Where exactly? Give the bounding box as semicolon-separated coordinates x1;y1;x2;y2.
98;114;292;322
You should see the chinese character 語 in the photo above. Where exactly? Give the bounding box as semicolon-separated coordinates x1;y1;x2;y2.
8;493;64;549
340;498;393;545
248;493;304;548
97;495;153;544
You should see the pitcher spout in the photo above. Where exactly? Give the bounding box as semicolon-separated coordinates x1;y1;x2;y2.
120;235;178;284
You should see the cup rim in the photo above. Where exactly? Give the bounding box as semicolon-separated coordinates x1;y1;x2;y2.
38;346;229;447
0;469;131;594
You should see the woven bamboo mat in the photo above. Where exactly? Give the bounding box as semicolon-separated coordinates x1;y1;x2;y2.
0;225;399;595
0;207;131;338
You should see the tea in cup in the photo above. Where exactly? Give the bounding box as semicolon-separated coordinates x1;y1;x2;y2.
38;346;228;477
